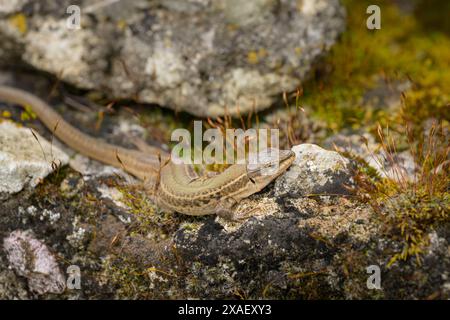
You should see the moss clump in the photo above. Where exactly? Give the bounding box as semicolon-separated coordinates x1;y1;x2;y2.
382;189;449;266
116;182;202;240
101;256;176;299
352;122;449;266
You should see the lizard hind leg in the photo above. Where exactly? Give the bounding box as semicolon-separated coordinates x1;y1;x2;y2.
214;197;240;221
215;196;265;222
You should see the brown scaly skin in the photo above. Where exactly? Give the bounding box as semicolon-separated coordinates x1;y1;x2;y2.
0;85;295;217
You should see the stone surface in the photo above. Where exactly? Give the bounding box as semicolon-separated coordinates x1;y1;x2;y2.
3;230;66;295
323;132;417;181
0;137;448;299
0;1;447;300
0;0;346;117
0;0;27;14
69;153;130;181
275;143;353;197
0;121;69;195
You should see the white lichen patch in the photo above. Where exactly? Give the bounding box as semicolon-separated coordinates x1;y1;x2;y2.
23;17;106;89
26;205;38;216
17;206;61;225
0;121;69;194
145;43;186;88
66;216;86;249
146;266;169;290
301;0;330;15
97;183;130;211
214;68;296;116
40;209;61;225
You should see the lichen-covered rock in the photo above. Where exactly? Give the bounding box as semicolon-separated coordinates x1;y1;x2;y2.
0;133;448;299
0;0;346;116
0;121;69;195
88;190;449;300
171;197;372;299
23;17;109;90
274;143;353;197
3;230;66;295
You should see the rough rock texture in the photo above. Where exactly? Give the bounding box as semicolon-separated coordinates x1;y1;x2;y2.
0;0;346;116
0;121;69;196
1;0;448;301
0;0;29;14
3;229;66;295
0;80;447;299
0;122;449;299
275;143;353;197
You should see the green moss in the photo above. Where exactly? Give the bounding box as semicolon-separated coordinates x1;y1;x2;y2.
101;256;173;299
383;189;449;266
116;182;203;239
297;0;449;136
351;123;450;266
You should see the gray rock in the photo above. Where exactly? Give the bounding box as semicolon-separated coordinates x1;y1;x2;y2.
69;153;130;181
3;230;66;295
323;132;417;181
323;131;378;157
0;0;346;117
275;143;353;197
362;77;412;110
382;150;416;181
0;0;27;14
172;196;376;299
0;121;69;195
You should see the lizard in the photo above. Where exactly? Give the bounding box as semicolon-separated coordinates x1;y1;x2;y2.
0;85;295;218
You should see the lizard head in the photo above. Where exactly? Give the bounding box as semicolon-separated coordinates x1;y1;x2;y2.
246;148;296;188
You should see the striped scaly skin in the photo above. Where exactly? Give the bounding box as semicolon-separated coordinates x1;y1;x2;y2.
0;85;295;217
